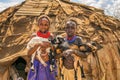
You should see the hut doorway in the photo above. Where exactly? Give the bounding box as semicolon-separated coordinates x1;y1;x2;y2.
10;57;27;80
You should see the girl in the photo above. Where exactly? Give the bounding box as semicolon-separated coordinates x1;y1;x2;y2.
27;15;56;80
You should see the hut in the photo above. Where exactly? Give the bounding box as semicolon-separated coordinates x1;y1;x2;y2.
0;0;120;80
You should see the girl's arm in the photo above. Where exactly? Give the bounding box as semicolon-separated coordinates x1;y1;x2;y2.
27;44;40;57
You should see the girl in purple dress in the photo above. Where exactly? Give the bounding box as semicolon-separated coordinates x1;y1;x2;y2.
27;15;56;80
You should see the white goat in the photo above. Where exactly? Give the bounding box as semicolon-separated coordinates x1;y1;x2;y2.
27;36;51;71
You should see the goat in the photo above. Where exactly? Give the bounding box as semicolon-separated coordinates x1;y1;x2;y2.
27;36;51;71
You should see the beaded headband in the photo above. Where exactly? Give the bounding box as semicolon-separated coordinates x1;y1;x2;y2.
38;15;50;25
66;20;77;27
41;17;49;22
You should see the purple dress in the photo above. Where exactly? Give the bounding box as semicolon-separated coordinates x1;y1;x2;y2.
27;59;56;80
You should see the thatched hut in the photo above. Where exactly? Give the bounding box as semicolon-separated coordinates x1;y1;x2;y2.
0;0;120;80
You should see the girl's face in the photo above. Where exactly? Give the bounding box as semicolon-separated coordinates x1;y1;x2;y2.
38;19;49;33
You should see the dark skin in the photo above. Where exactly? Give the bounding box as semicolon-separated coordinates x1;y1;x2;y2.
27;19;50;57
27;44;40;57
65;24;87;58
55;44;87;59
55;23;87;59
65;24;76;37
